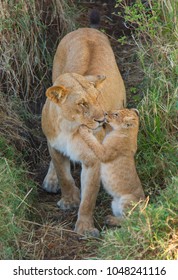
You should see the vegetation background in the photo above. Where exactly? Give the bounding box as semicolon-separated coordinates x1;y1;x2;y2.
0;0;177;259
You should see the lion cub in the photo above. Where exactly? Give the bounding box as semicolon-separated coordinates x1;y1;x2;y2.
79;108;145;226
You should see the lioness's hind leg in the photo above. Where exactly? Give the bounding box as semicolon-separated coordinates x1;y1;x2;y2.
42;160;60;193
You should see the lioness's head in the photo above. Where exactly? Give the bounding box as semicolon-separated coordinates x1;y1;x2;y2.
106;108;139;130
46;73;106;130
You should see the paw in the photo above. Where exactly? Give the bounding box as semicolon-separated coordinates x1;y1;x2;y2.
57;197;80;210
74;219;99;238
57;188;80;210
105;215;122;227
42;174;60;193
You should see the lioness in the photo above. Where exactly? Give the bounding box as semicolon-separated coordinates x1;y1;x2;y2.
79;109;145;226
42;26;126;236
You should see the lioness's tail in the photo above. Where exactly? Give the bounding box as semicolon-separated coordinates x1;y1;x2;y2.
89;9;100;29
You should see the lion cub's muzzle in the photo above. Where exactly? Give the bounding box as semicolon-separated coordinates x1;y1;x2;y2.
103;112;110;124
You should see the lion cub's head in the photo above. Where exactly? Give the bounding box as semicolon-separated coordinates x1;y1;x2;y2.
106;108;139;131
46;73;106;130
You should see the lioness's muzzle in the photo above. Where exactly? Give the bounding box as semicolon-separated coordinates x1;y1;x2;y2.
94;117;105;126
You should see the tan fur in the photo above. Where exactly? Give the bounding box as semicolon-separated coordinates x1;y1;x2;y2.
79;109;145;226
41;28;126;236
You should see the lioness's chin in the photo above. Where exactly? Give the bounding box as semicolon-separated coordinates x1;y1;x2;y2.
84;123;103;131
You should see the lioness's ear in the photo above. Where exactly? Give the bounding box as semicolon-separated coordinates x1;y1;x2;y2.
85;74;106;88
46;85;68;104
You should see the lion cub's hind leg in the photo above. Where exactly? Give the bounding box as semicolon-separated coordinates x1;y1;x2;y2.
42;160;60;193
105;196;124;226
105;194;138;226
105;215;123;226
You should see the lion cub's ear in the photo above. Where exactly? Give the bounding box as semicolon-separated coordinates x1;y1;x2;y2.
46;85;68;104
131;108;139;116
85;74;106;88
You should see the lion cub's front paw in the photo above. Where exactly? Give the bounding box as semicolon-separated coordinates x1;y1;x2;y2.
57;188;80;210
105;215;122;226
74;219;99;238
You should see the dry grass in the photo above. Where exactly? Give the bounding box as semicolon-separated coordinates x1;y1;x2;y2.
0;0;79;260
0;94;31;151
20;221;98;260
0;0;78;167
18;190;101;260
0;0;77;112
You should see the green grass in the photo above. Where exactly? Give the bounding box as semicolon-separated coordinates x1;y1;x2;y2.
97;177;178;260
97;0;178;260
134;0;177;194
0;138;37;259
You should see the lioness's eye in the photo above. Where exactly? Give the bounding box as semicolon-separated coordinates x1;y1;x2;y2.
79;102;88;109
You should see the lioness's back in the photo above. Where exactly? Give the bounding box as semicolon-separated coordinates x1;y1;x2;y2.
53;28;126;110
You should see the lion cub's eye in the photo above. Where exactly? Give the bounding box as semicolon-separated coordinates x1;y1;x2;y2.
113;113;119;117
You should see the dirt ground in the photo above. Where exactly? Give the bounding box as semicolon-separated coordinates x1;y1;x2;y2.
26;0;144;260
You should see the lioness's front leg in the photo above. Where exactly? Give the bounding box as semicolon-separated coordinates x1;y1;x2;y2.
75;161;100;237
48;145;80;210
42;160;59;193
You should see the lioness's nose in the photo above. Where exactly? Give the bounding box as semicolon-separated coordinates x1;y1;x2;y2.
94;117;105;124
